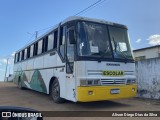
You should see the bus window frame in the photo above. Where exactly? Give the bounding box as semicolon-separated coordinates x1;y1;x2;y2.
57;25;66;63
75;20;134;63
66;26;76;74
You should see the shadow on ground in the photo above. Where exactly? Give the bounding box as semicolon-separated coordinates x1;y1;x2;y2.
4;83;132;111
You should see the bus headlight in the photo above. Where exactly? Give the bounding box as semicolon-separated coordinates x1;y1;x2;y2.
80;79;101;86
127;79;136;84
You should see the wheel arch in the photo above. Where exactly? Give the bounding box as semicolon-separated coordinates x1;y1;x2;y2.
49;76;65;103
49;76;58;95
18;76;21;83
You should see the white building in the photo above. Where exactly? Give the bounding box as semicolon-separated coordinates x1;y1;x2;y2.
134;45;160;99
5;74;13;82
133;45;160;61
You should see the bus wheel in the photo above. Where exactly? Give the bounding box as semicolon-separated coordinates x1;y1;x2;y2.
51;79;65;103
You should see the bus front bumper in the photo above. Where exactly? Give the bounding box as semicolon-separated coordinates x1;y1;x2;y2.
77;84;137;102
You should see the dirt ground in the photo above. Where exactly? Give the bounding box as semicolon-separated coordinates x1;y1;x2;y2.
0;82;159;120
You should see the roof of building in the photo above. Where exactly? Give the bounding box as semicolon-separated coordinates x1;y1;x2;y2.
133;45;160;52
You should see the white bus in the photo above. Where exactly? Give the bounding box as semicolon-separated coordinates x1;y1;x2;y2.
13;16;137;103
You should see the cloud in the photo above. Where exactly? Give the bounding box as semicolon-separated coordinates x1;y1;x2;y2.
3;58;10;64
2;59;8;64
136;38;142;43
0;58;14;65
9;58;14;64
131;47;135;50
11;52;15;57
148;34;160;45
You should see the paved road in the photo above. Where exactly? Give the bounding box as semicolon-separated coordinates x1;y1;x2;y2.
0;82;159;120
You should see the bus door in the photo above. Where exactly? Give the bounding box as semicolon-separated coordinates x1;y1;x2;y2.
65;27;76;101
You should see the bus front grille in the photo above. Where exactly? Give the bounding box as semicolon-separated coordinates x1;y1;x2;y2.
100;79;126;85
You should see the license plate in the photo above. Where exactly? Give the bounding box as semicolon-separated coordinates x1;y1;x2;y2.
110;89;120;94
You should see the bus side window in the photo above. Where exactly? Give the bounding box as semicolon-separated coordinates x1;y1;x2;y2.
43;36;48;53
34;42;38;56
14;53;18;63
54;30;58;49
19;51;22;61
21;50;24;61
17;52;20;62
59;27;66;60
24;49;27;60
27;47;30;58
30;45;34;57
37;40;42;54
48;33;54;51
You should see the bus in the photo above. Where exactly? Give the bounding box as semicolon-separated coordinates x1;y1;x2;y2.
13;16;137;103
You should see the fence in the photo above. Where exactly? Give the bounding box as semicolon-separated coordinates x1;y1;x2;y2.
135;58;160;99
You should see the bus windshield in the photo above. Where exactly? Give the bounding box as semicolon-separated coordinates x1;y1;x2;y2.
77;21;133;60
108;26;133;59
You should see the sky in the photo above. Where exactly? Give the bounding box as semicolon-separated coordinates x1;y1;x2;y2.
0;0;160;81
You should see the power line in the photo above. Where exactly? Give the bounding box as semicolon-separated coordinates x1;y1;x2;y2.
37;25;54;32
0;55;11;59
86;0;110;14
26;0;110;44
26;25;54;43
25;32;36;45
74;0;107;16
30;0;108;34
35;0;108;33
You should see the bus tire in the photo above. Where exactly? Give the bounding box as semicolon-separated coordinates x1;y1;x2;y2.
51;78;65;103
18;78;24;90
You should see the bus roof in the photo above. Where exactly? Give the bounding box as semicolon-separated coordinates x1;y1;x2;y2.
16;16;127;53
61;16;127;28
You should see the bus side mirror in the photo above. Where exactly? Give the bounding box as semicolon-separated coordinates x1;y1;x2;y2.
68;30;76;44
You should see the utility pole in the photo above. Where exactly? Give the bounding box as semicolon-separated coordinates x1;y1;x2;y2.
4;58;9;82
9;67;10;76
